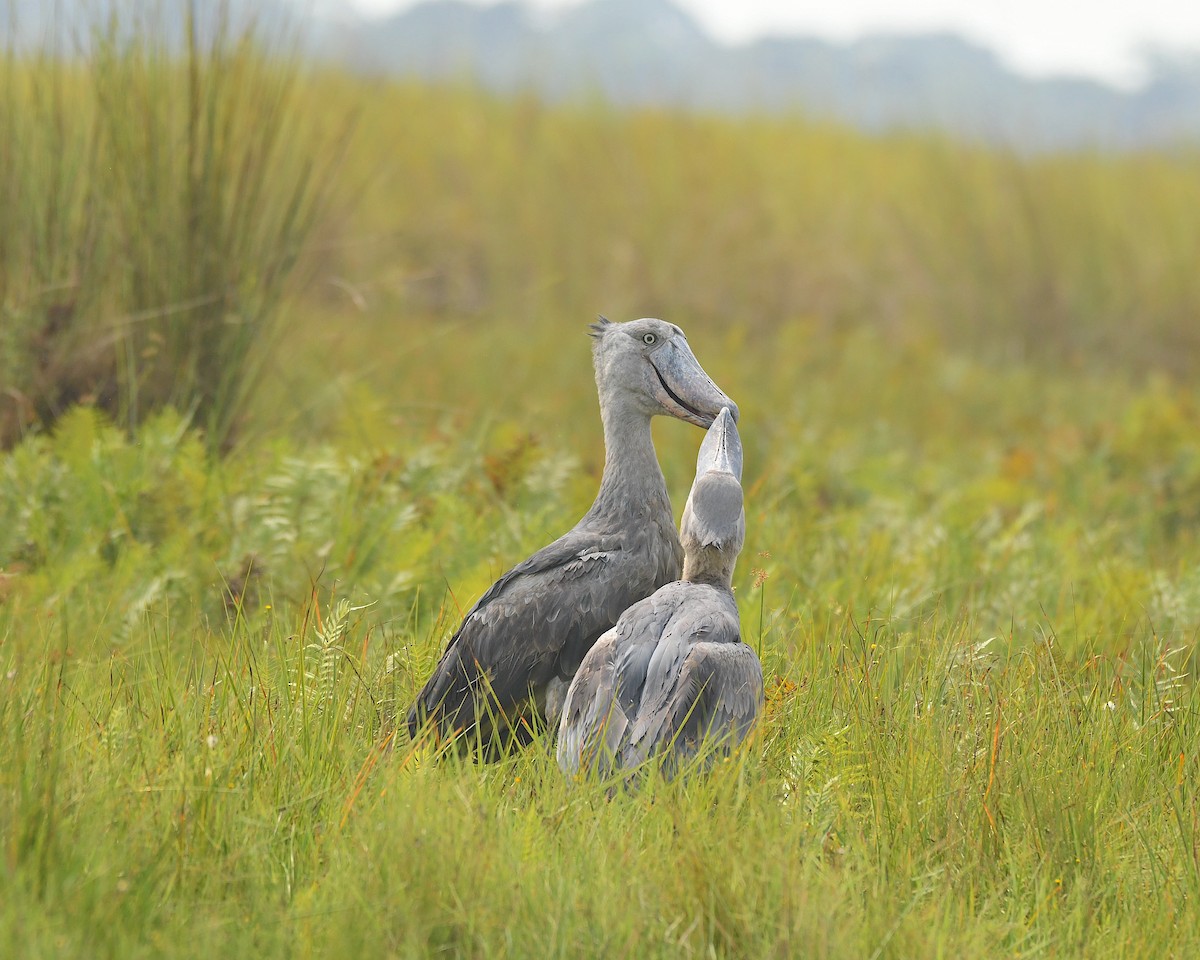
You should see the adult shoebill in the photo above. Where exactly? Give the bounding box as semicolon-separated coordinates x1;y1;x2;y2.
407;317;738;748
557;407;763;777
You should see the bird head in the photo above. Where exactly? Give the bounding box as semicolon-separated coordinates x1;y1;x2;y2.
680;407;746;584
589;316;738;428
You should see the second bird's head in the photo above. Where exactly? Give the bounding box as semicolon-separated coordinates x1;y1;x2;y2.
680;407;746;571
589;317;738;428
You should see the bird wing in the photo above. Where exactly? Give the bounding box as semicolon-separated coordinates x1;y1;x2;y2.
407;525;664;742
556;625;626;776
556;591;677;775
621;609;763;771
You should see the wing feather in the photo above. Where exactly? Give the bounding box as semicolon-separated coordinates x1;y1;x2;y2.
407;525;667;743
621;612;763;771
556;594;674;775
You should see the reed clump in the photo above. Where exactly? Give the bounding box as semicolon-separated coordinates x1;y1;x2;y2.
0;2;340;451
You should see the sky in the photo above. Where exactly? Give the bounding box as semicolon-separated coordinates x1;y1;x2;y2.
345;0;1200;88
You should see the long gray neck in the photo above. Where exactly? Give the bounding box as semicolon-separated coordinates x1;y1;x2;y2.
586;395;671;522
683;547;736;589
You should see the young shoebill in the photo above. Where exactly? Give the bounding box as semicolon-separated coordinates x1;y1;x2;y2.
557;407;763;777
407;318;738;750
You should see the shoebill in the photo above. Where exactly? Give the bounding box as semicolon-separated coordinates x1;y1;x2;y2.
407;317;738;750
557;407;762;777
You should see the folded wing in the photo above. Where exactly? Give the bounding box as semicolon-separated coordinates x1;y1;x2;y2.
407;525;662;744
620;606;762;771
556;593;670;775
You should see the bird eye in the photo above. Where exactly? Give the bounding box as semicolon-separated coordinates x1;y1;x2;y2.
642;333;657;345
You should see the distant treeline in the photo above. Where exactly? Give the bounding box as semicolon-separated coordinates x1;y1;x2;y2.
6;0;1200;150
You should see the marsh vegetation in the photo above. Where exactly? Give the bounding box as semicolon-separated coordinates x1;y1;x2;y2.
2;9;1200;958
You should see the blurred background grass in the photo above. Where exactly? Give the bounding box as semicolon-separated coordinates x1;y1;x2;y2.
5;14;1200;451
3;3;1200;958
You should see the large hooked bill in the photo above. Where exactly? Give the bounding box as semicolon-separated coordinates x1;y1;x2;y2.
695;407;742;481
648;336;738;429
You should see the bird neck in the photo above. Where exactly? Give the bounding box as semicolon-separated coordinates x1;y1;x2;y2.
682;547;736;589
589;398;671;521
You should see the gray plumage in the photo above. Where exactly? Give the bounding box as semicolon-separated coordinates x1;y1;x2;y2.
407;318;738;749
558;407;764;777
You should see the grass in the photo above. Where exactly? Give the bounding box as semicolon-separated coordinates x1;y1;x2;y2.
3;18;1200;958
4;330;1200;957
0;2;339;450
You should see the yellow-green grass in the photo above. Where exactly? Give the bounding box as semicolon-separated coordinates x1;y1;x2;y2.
0;10;339;450
314;82;1200;377
4;30;1200;959
4;324;1200;957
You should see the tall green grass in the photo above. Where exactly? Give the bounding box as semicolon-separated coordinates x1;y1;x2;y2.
4;19;1200;958
2;513;1198;957
3;325;1200;955
0;3;340;450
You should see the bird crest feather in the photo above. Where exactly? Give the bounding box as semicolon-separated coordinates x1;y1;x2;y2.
588;315;613;340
